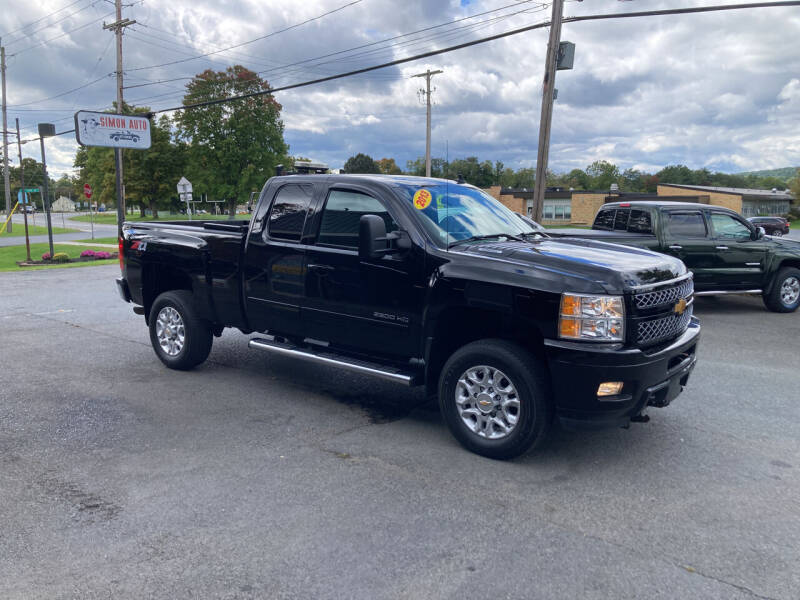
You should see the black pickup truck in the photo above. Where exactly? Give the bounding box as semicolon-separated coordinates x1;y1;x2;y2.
550;201;800;313
117;175;700;459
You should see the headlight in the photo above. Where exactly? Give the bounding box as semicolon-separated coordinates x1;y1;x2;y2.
559;293;625;342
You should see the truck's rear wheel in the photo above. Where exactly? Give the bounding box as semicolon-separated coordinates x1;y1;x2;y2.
149;291;213;370
763;267;800;313
438;339;552;460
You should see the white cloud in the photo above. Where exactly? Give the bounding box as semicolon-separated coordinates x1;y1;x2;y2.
2;0;799;178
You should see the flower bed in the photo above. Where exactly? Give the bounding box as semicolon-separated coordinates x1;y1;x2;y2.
17;249;118;267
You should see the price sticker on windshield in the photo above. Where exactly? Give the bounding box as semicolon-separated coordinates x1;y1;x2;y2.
413;189;432;210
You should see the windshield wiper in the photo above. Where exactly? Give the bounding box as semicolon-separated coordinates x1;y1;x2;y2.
448;233;525;249
520;229;547;239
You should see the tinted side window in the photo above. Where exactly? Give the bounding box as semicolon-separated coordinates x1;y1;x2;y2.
594;209;615;230
667;212;708;238
628;209;652;233
710;213;751;240
317;190;397;249
268;184;314;241
613;209;630;231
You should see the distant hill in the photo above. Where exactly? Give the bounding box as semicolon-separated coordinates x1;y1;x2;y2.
736;167;798;180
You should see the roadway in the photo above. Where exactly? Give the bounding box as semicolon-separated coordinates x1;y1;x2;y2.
0;265;798;599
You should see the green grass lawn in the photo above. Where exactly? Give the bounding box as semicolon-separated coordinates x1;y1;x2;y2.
791;221;799;230
0;242;118;272
74;236;118;244
0;224;78;237
71;212;236;225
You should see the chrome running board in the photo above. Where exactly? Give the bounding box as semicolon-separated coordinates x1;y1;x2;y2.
694;289;762;296
248;337;417;386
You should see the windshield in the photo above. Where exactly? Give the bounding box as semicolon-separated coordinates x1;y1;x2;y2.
395;182;534;247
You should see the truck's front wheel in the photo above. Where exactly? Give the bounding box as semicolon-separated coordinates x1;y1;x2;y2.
149;291;213;370
438;339;552;460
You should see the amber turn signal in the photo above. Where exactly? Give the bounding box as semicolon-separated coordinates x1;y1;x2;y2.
597;381;624;397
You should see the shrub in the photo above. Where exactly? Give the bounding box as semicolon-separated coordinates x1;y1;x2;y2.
80;250;96;258
51;252;70;263
41;252;51;260
94;251;112;259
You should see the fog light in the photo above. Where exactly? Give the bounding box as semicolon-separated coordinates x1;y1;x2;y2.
597;381;624;397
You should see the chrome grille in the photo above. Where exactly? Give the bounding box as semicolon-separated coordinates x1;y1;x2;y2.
637;306;693;344
634;277;694;309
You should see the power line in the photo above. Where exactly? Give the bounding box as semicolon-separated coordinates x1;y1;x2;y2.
147;0;800;116
8;75;111;107
120;0;547;103
4;0;101;46
125;0;364;73
1;0;88;38
9;10;115;56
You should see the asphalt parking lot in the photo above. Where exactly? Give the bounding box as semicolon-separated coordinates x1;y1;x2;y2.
1;265;798;600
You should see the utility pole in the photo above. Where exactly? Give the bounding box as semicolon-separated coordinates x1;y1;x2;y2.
38;124;55;259
16;118;31;262
413;68;443;177
103;0;135;235
2;42;11;232
532;0;564;222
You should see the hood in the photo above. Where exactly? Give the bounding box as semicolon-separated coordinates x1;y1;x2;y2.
451;237;686;293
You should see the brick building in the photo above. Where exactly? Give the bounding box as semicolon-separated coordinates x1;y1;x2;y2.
488;183;794;225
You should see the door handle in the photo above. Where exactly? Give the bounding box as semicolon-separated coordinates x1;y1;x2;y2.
307;263;334;274
715;246;729;250
668;245;682;250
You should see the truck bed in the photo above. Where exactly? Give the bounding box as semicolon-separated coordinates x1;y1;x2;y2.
546;228;658;249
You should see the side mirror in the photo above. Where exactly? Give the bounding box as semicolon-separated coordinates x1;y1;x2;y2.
359;214;388;260
753;226;765;240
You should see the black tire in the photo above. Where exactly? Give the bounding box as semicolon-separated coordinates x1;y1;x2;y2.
772;230;782;237
438;339;553;460
148;290;213;370
763;267;800;313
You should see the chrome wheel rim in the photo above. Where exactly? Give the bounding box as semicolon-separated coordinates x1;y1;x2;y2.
455;365;520;440
780;276;800;306
156;306;185;356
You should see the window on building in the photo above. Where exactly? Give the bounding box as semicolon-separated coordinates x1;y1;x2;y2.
543;199;571;221
268;184;314;241
316;189;397;249
666;212;708;239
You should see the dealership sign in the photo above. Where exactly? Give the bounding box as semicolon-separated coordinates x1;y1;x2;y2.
74;110;152;149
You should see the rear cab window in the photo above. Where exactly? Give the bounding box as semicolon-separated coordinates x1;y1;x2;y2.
627;209;652;234
593;209;615;230
666;211;708;239
267;184;314;241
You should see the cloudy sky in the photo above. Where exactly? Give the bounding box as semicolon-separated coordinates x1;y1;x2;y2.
1;0;799;179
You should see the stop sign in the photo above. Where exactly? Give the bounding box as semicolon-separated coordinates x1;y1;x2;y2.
84;183;93;199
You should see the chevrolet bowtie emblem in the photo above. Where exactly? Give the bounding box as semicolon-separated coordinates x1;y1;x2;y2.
674;298;687;315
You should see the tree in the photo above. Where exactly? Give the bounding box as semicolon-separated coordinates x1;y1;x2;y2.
343;153;380;174
176;66;288;216
376;157;402;175
790;169;800;202
126;115;186;219
586;160;620;190
656;164;693;185
621;168;646;192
